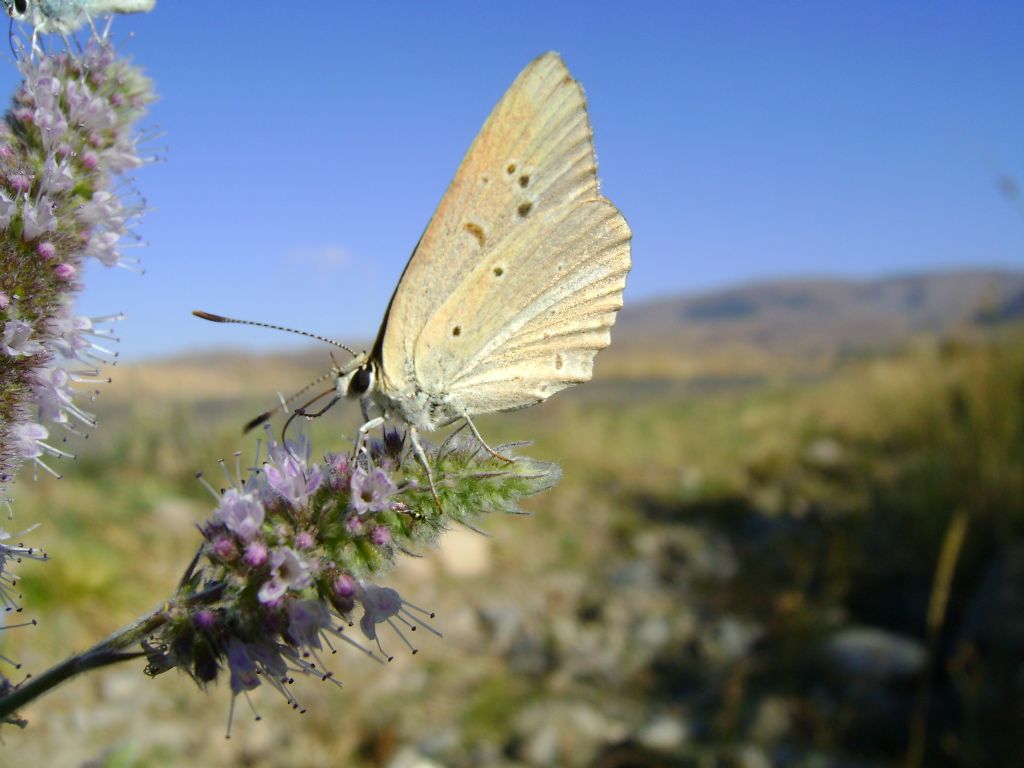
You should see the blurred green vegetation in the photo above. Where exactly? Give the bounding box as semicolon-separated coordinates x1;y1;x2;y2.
2;327;1022;767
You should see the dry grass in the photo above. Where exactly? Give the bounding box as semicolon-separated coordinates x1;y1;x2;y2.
2;326;1021;767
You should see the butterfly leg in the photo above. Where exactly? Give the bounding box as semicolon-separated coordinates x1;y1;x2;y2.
354;415;386;462
408;426;443;514
462;413;515;464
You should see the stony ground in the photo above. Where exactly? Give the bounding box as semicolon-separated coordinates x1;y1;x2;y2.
4;334;1022;767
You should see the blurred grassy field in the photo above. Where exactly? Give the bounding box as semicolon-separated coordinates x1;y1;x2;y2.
2;325;1022;767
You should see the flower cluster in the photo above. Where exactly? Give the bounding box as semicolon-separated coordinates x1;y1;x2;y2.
0;40;154;514
147;426;560;727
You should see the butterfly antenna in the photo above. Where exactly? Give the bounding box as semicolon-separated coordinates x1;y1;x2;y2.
281;386;341;456
243;369;341;434
192;310;358;356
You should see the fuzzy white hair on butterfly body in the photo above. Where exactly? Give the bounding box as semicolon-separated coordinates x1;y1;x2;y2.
3;0;154;33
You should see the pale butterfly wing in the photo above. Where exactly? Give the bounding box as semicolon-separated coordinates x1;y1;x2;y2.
418;198;628;412
378;52;630;414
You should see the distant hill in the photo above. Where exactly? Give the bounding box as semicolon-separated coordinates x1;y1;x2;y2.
111;270;1024;400
600;270;1024;380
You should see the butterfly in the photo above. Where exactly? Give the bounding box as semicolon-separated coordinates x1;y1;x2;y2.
3;0;154;33
198;52;631;506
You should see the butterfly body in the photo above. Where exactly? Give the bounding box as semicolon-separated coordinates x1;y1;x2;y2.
335;354;459;433
3;0;154;33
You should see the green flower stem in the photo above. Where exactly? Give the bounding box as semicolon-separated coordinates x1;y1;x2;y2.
0;574;230;721
0;606;167;721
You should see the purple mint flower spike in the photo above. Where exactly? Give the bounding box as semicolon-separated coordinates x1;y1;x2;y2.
151;426;558;718
1;38;155;517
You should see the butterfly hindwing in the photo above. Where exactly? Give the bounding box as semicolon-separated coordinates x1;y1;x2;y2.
422;197;630;413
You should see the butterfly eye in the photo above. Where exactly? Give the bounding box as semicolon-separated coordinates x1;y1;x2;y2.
348;366;373;396
14;0;27;13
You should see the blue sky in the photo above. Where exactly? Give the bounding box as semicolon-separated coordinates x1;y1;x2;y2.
3;2;1023;359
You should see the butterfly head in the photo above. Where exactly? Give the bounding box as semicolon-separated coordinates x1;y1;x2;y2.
336;352;377;401
3;0;29;17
